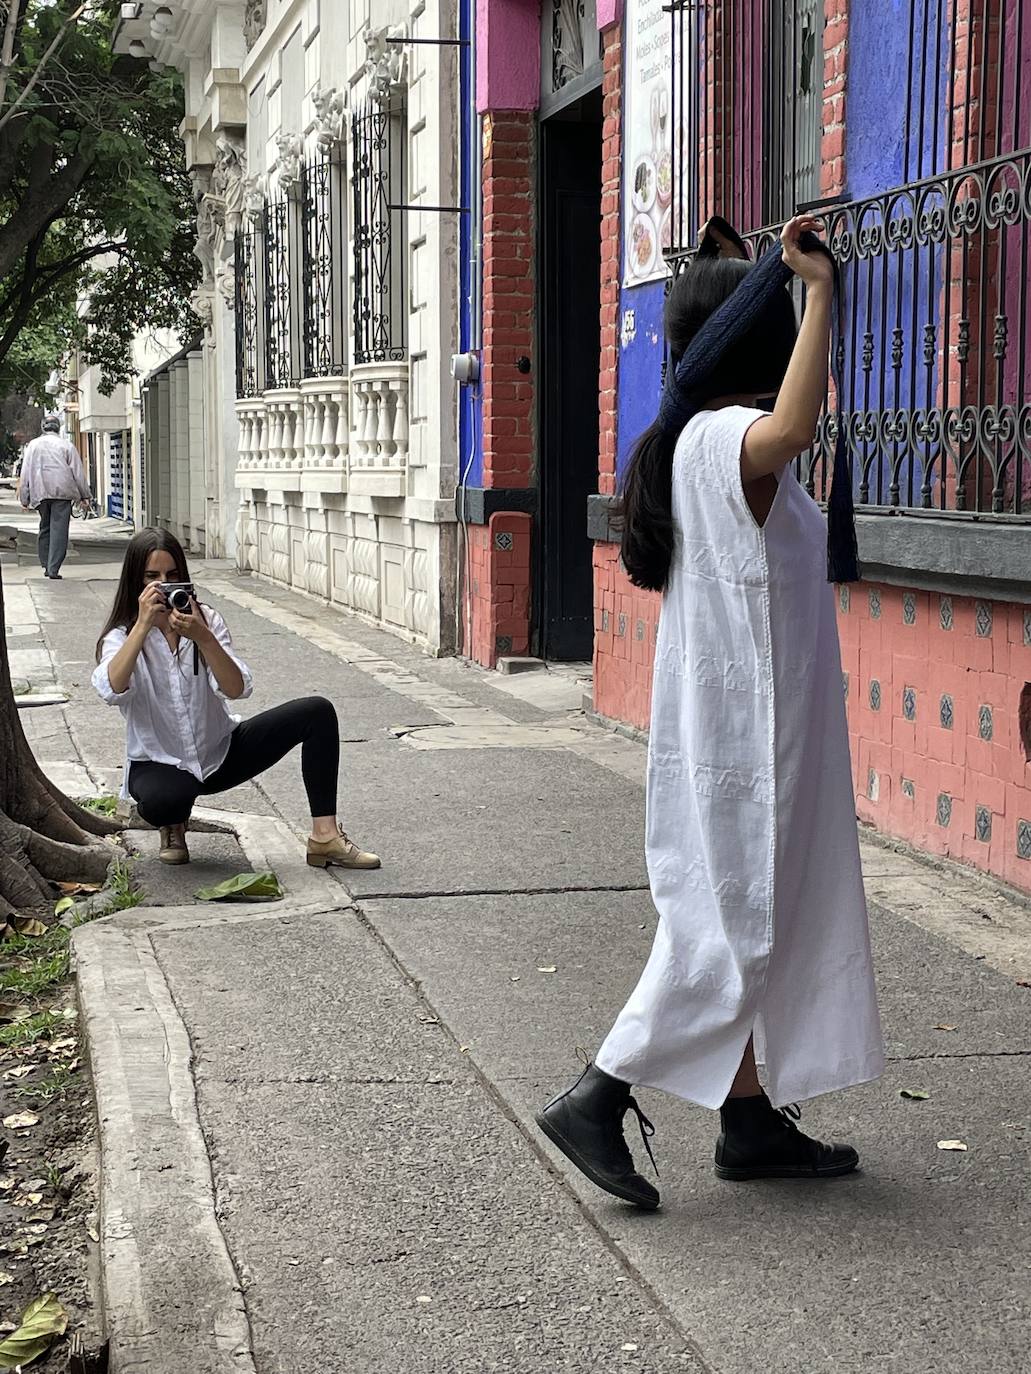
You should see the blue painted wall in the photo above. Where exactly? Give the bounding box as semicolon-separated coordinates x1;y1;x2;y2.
615;280;665;481
845;0;952;504
458;0;484;491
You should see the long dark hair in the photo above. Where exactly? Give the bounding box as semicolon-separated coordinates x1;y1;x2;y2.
95;527;191;661
618;257;798;591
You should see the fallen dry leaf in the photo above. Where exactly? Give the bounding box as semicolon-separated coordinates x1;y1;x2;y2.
0;1005;31;1026
11;1195;42;1208
622;1344;639;1353
932;1023;957;1032
0;1179;14;1193
46;1038;76;1055
56;882;100;896
0;1275;12;1287
3;1067;32;1081
2;1113;38;1131
85;1225;99;1244
416;1295;432;1304
937;1140;968;1152
10;918;47;939
900;1089;930;1101
537;966;558;974
0;1291;68;1368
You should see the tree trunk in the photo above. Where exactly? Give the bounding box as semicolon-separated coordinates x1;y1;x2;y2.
0;563;120;923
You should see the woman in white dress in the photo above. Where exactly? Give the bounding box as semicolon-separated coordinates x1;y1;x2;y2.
537;215;884;1210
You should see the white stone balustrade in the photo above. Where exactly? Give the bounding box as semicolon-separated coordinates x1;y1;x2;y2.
349;361;409;496
235;398;268;472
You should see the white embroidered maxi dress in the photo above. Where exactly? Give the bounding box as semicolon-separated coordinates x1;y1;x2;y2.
596;406;884;1110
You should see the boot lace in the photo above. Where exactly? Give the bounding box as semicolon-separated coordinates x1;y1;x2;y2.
626;1095;659;1178
778;1103;802;1128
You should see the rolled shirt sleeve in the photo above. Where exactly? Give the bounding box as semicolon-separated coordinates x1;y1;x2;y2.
92;627;134;703
202;609;253;701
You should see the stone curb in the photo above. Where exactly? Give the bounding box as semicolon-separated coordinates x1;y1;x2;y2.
73;811;349;1372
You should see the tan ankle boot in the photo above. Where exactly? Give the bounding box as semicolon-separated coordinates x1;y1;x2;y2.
307;826;380;870
158;824;190;865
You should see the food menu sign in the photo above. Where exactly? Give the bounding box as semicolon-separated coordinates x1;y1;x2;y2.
622;0;673;287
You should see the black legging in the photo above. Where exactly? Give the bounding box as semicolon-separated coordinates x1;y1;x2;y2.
128;696;339;828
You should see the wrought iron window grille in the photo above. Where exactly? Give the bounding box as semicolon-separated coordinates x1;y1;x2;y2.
301;145;348;378
665;0;1031;519
352;99;408;366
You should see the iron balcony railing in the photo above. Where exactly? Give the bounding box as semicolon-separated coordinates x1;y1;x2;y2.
667;0;1031;518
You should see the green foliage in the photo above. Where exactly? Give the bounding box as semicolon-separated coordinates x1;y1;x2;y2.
0;1;200;392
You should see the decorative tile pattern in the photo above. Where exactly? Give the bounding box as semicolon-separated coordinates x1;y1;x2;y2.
937;793;953;828
940;694;954;729
1018;819;1031;861
868;769;879;802
839;586;850;613
975;600;993;637
601;609;610;632
617;613;627;638
901;778;916;800
1024;608;1031;646
869;680;881;711
902;687;916;721
494;530;514;552
975;806;992;843
495;635;512;655
635;619;645;641
979;705;993;741
902;592;916;625
940;596;953;631
869;588;881;620
842;672;849;699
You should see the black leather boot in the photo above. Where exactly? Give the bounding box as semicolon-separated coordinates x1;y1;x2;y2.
536;1063;660;1210
715;1094;859;1180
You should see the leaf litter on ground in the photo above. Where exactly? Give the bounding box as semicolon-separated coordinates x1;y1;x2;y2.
900;1088;930;1100
937;1139;968;1151
2;1113;38;1131
194;871;283;902
0;1292;67;1369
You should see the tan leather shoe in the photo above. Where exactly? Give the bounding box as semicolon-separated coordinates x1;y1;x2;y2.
159;824;190;865
307;826;381;870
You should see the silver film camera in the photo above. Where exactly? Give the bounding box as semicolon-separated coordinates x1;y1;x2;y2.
159;582;194;614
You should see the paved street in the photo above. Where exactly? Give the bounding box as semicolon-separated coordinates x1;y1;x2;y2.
5;533;1031;1373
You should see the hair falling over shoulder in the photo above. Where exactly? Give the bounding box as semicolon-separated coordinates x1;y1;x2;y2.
95;527;191;661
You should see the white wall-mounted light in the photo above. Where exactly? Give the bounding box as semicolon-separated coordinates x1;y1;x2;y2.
152;5;173;34
128;38;147;57
120;2;140;19
450;352;480;385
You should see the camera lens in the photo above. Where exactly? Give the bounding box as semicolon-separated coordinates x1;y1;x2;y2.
168;589;192;613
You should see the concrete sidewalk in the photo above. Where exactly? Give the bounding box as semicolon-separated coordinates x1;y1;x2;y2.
9;564;1030;1372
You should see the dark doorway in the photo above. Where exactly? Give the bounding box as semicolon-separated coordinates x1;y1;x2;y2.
537;92;602;662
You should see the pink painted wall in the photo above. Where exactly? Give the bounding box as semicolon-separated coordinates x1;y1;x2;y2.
597;0;623;29
476;0;541;113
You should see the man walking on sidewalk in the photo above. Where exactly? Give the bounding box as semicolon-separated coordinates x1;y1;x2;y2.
16;415;92;579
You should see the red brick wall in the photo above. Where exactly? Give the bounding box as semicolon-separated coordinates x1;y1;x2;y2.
841;585;1031;891
465;514;532;667
821;0;848;196
481;110;535;490
463;110;536;669
598;24;621;501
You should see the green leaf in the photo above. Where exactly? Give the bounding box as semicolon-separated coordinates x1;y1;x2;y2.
899;1088;930;1101
194;872;283;903
0;1292;68;1368
53;897;75;917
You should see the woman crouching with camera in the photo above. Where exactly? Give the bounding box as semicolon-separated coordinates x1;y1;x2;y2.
92;528;380;871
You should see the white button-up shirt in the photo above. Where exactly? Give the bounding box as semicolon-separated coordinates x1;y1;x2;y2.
92;608;253;798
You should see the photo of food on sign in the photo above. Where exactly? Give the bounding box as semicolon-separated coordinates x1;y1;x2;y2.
623;0;673;287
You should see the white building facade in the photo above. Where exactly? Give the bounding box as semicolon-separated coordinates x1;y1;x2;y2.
117;0;462;652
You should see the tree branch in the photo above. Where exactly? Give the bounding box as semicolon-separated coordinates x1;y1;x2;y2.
0;2;88;136
0;0;22;113
0;145;93;281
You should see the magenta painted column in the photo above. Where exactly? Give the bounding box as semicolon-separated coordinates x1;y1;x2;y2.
476;0;541;113
597;0;622;28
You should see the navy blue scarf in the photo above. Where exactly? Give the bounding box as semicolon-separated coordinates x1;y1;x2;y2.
657;222;860;585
